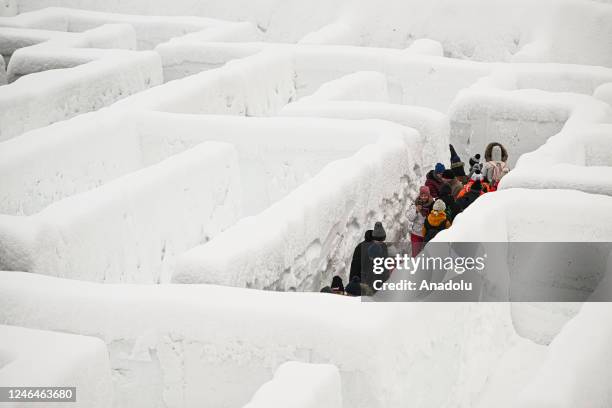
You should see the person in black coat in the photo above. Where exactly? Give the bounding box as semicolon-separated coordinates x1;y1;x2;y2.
349;222;390;290
438;183;461;222
349;230;373;282
456;180;483;212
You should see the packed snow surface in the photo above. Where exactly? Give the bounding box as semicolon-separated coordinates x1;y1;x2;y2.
0;324;113;408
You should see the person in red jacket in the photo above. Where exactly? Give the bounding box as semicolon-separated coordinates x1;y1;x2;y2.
425;163;446;198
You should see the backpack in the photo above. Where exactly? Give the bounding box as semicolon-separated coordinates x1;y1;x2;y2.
489;161;509;185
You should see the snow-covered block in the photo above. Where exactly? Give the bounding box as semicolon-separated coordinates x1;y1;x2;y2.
449;89;612;168
435;189;612;343
0;272;520;408
517;303;612;408
5;25;138;81
481;64;612;95
438;188;612;242
291;45;492;109
0;7;245;49
298;71;389;103
0;26;73;58
595;82;612;107
298;21;359;46
0;52;5;84
279;101;449;168
405;38;444;57
155;42;263;81
501;124;612;196
0;24;136;60
0;324;112;408
135;113;391;216
116;49;295;115
243;362;342;408
145;39;490;107
164;21;260;43
0;49;162;141
172;121;423;290
0;142;242;283
0;111;141;216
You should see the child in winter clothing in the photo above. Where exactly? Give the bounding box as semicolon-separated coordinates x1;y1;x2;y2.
423;200;452;243
407;186;434;256
425;163;446;198
483;143;510;191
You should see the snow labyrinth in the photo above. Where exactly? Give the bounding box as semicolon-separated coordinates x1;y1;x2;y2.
1;1;612;407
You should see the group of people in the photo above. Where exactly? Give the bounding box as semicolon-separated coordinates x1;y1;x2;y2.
320;142;511;295
407;142;510;256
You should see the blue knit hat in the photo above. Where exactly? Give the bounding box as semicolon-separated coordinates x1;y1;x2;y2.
435;163;446;173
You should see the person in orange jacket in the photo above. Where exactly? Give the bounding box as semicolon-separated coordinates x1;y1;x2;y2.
456;169;490;199
423;199;452;243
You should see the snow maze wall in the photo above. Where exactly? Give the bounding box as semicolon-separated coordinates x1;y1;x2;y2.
1;2;612;408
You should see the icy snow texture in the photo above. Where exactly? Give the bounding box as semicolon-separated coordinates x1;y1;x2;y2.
0;111;143;216
502;124;612;196
280;101;449;169
450;89;612;168
243;362;342;408
0;324;113;408
0;7;256;50
9;0;612;66
437;188;612;242
4;24;138;81
595;82;612;106
172;121;423;290
406;38;444;57
0;51;5;83
0;112;430;286
0;272;524;408
154;42;493;111
115;50;295;115
0;23;163;142
295;71;389;103
298;21;358;46
435;189;612;343
0;47;161;141
517;303;612;408
0;142;242;283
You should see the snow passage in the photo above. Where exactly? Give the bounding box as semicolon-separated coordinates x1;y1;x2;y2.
0;1;612;407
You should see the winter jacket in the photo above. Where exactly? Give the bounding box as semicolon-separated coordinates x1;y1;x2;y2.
406;199;433;237
349;230;372;281
456;180;489;199
483;144;510;186
349;234;390;288
438;186;461;222
425;170;443;198
447;179;464;198
423;211;451;243
456;189;482;212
